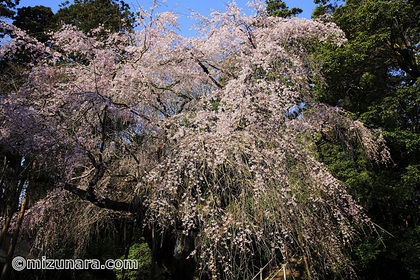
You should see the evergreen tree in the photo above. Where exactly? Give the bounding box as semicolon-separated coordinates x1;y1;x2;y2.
13;5;57;43
312;0;420;278
0;0;18;19
55;0;134;34
265;0;302;18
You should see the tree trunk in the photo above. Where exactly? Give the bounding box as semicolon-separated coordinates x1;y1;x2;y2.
0;187;29;280
150;228;156;280
297;233;311;279
0;179;25;248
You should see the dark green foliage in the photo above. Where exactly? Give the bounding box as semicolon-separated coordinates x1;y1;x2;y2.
312;0;420;278
0;0;19;19
313;0;344;13
13;6;57;43
55;0;134;34
265;0;302;18
115;241;153;280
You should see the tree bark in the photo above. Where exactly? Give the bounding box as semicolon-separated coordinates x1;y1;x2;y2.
0;188;28;280
0;179;25;250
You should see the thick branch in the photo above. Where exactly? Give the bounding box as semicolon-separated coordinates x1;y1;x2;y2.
63;182;132;212
196;59;223;89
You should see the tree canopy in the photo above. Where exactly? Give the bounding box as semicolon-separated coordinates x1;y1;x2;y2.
1;0;418;280
13;5;56;42
55;0;134;34
0;0;19;19
265;0;302;18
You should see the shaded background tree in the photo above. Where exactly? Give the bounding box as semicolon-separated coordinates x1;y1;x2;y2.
311;0;420;279
265;0;302;18
55;0;134;34
12;5;57;43
0;0;18;20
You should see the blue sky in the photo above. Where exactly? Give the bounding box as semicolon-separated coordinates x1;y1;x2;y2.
16;0;317;37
